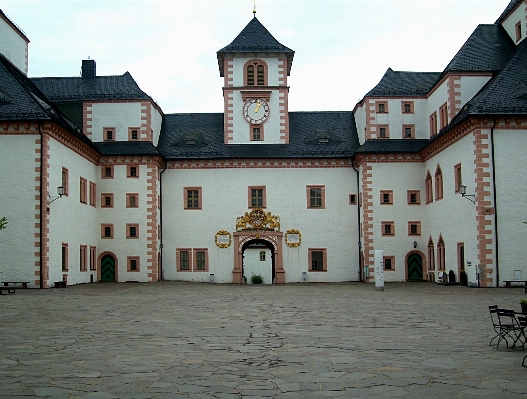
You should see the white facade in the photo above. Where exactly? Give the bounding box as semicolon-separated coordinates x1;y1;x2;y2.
0;12;28;74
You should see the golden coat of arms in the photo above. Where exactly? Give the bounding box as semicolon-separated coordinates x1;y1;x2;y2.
236;208;280;232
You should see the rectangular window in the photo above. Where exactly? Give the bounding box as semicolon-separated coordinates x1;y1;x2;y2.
194;249;208;272
377;125;389;138
250;124;264;141
127;165;138;178
101;224;114;239
177;249;191;271
382;221;395;236
249;186;266;208
516;21;522;42
101;193;113;208
407;190;421;205
101;165;114;179
184;187;202;210
309;248;327;272
80;177;87;204
454;163;462;193
437;242;445;271
89;181;96;207
61;167;69;196
127;224;139;239
80;245;87;271
380;190;393;205
435;169;443;200
89;246;97;271
430;112;438;136
128;127;140;141
127;256;140;272
307;185;325;209
376;101;388;113
439;103;448;129
104;127;115;142
126;193;139;208
62;243;68;271
402;125;415;139
349;194;357;205
425;173;433;204
383;256;395;270
408;221;421;236
402;102;414;114
428;244;435;271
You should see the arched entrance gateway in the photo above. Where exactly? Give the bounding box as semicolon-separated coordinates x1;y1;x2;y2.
232;209;284;284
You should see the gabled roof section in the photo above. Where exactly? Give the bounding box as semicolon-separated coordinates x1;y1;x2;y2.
217;17;294;77
495;0;523;23
0;9;29;42
364;68;440;97
31;72;152;103
93;141;163;157
438;24;515;80
355;139;429;155
0;53;92;146
157;112;358;160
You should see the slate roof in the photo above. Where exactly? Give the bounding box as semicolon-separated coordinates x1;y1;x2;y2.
93;141;163;157
32;72;152;103
439;24;515;80
355;140;429;154
217;17;294;77
495;0;523;23
364;68;440;97
157;111;359;160
0;54;92;146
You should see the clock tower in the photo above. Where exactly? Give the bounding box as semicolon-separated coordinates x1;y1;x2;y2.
217;16;294;145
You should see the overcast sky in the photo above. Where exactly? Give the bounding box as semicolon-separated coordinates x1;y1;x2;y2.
2;0;510;114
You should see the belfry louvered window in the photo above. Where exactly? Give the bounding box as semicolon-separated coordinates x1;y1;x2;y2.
257;65;264;85
247;65;254;85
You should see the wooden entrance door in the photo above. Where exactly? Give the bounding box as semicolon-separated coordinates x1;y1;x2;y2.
407;253;423;281
101;254;116;282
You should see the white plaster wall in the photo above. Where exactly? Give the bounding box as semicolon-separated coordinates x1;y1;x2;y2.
244;247;272;284
0;16;28;74
97;164;151;282
231;56;281;86
354;103;366;144
151;106;163;146
0;135;39;285
500;4;526;44
369;162;426;282
47;139;99;286
162;166;359;283
372;99;430;139
427;81;448;133
423;133;479;284
492;128;527;285
459;76;492;109
89;102;143;142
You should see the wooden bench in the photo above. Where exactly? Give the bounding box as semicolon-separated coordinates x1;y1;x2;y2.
503;280;527;293
0;286;16;295
2;281;29;289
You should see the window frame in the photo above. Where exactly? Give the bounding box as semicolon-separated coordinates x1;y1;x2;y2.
128;127;140;141
248;186;266;209
306;185;325;209
127;256;140;272
435;166;443;200
407;190;421;205
101;165;114;179
126;193;139;208
402;124;415;139
101;193;114;208
193;249;209;272
408;221;422;236
401;101;414;114
380;190;393;205
439;103;448;129
89;246;97;271
80;177;87;204
244;59;269;86
430;112;438;136
80;245;88;271
308;248;327;272
184;187;202;210
126;223;139;239
250;124;264;141
349;194;357;205
425;171;433;204
454;163;462;193
377;125;389;139
127;165;139;178
383;256;395;271
376;101;388;114
103;127;116;142
101;224;114;239
381;221;395;236
176;248;192;272
61;167;69;196
516;21;522;42
89;181;96;207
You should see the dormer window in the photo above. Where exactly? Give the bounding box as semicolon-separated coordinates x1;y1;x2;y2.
245;60;268;86
318;138;329;144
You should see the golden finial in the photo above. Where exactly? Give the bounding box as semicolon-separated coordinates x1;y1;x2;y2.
252;0;256;16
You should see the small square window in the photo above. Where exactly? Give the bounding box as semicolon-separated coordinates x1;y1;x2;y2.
402;102;414;114
101;165;114;179
382;221;395;236
104;128;115;142
127;224;139;239
177;249;191;271
129;127;140;141
101;224;114;239
309;248;327;272
380;190;393;205
408;221;421;236
127;256;140;272
376;101;388;113
253;128;261;141
403;125;415;139
307;186;325;209
377;125;389;139
127;193;139;208
249;186;266;208
349;194;357;205
101;193;113;208
407;190;421;205
127;165;139;178
194;249;208;272
384;256;395;270
184;187;202;210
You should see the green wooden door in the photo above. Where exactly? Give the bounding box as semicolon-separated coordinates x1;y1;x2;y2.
407;253;423;281
101;254;116;282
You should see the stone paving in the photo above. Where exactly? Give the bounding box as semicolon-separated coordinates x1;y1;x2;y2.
1;281;526;398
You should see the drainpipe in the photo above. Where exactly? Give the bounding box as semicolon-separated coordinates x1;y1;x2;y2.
352;156;363;282
159;161;167;280
489;118;499;287
38;123;44;288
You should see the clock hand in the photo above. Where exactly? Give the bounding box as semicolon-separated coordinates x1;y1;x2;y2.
254;101;261;113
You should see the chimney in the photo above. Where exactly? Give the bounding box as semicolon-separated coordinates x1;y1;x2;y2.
81;60;96;78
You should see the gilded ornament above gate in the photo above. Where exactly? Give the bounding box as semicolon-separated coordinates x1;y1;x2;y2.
236;208;280;232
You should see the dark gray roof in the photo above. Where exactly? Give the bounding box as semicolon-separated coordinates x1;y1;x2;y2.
93;141;163;157
495;0;522;23
217;17;294;77
0;53;92;146
157;111;359;160
439;24;515;80
355;140;429;154
31;72;152;102
364;68;440;97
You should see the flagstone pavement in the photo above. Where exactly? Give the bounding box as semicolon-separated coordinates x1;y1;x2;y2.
1;281;526;398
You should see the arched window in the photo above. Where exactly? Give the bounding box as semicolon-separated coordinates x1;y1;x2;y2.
245;59;268;86
437;235;445;271
435;165;443;200
425;171;433;204
427;236;435;271
247;65;255;85
259;251;266;261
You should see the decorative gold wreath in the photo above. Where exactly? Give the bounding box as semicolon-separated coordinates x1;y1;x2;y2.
285;229;301;247
215;230;232;248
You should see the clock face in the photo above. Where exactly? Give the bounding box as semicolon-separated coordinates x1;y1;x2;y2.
243;99;269;124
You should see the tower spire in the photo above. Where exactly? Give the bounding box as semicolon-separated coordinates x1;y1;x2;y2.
252;0;256;17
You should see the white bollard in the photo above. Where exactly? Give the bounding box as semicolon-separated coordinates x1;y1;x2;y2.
374;250;384;291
